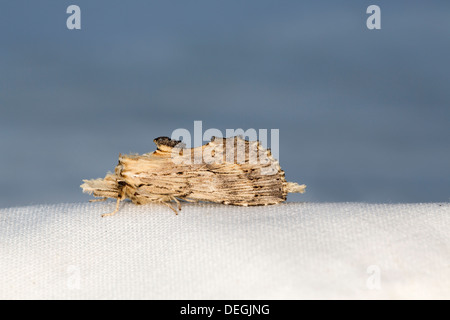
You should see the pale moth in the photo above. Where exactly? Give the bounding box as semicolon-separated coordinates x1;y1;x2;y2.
81;136;306;217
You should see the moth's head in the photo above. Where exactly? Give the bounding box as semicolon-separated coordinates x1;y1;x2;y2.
153;136;181;147
153;136;184;153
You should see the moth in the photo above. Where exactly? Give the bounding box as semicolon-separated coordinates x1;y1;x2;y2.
81;136;306;217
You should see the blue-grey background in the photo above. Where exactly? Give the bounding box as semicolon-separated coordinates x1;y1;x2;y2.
1;0;449;208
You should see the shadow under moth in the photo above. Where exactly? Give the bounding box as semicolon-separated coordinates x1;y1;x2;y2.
81;136;306;217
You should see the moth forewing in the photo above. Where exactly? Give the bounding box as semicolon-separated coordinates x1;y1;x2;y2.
81;136;306;216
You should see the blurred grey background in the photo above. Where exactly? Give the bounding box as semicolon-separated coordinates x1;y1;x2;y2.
1;0;449;208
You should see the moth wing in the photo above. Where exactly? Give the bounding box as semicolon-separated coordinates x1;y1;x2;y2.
182;136;294;206
115;151;192;204
113;136;305;206
80;173;120;199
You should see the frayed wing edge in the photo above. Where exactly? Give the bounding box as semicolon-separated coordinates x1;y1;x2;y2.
80;174;120;199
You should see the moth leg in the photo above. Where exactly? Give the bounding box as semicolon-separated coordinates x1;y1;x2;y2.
182;197;198;203
163;201;179;215
101;197;122;218
89;197;108;203
172;196;182;211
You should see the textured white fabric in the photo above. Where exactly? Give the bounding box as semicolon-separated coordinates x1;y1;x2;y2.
0;202;449;299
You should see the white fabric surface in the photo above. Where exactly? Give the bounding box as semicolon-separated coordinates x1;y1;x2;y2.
1;202;449;299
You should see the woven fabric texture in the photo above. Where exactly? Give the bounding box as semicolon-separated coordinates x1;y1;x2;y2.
1;202;449;299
